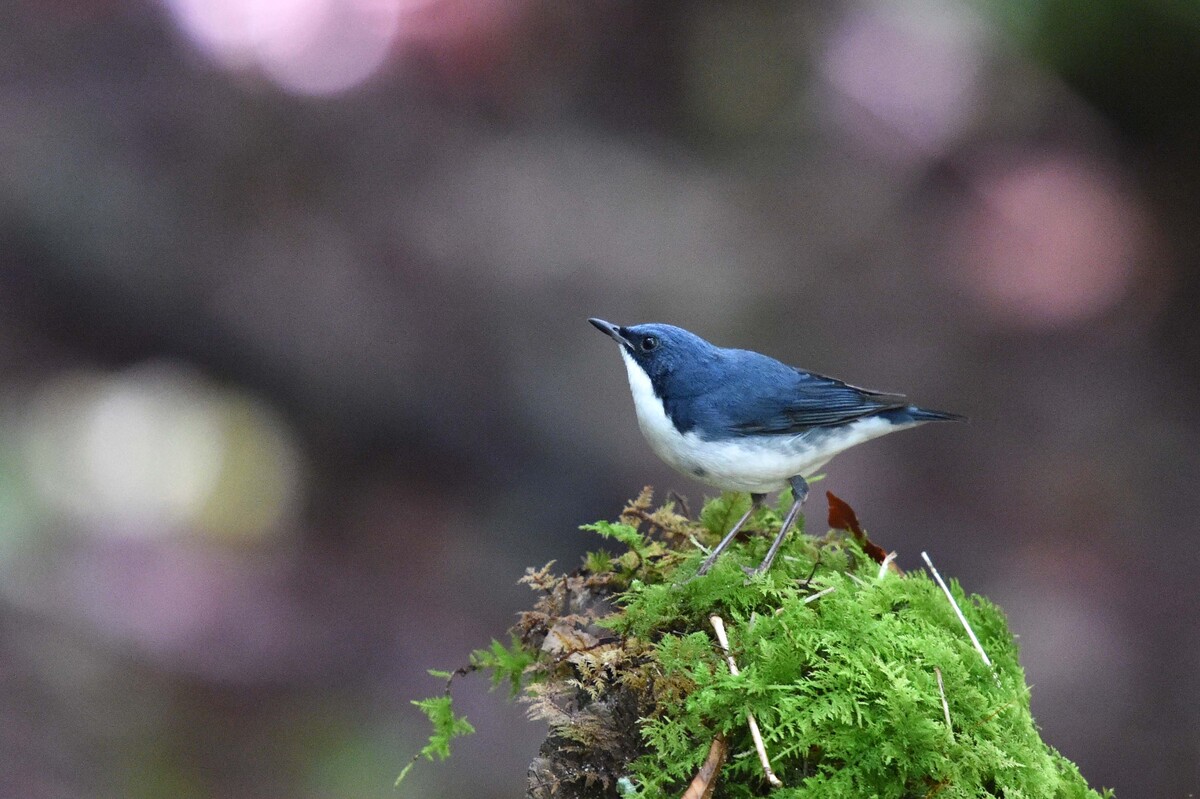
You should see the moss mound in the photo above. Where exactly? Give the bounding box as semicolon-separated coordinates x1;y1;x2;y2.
408;488;1111;799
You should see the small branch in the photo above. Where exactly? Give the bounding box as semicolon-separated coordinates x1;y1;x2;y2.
799;555;821;589
920;551;993;669
934;667;954;742
877;551;897;580
709;615;784;788
668;489;692;519
679;733;728;799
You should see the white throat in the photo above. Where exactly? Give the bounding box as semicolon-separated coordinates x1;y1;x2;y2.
619;348;676;448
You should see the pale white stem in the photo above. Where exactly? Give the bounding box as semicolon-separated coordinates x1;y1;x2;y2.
709;615;783;788
934;666;954;741
803;585;837;604
877;551;897;580
920;551;993;669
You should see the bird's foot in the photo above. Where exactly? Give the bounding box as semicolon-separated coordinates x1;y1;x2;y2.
741;563;769;581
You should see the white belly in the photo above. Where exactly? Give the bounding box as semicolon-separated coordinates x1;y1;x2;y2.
620;350;914;493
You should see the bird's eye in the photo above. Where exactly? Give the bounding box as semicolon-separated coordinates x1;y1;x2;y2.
641;336;659;352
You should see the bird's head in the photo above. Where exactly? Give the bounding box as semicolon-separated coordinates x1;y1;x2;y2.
588;318;716;390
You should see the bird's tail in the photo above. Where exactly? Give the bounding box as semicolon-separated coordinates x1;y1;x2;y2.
880;405;966;424
905;405;966;423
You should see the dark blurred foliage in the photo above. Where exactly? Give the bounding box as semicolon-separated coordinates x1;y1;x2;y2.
1;0;1199;795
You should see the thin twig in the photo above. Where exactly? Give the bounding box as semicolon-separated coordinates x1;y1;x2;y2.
804;585;837;604
972;696;1021;730
668;489;692;519
709;615;783;788
679;733;728;799
920;551;993;669
799;555;822;589
934;667;954;742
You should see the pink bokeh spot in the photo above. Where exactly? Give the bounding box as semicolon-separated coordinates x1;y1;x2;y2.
954;155;1146;328
162;0;523;95
820;2;987;161
163;0;413;95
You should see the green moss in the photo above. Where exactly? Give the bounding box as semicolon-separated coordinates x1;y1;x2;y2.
396;693;475;785
406;489;1111;799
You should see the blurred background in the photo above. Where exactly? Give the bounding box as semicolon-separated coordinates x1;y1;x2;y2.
2;0;1198;795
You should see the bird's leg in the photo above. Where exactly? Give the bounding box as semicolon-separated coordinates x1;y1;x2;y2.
695;493;765;575
747;476;810;577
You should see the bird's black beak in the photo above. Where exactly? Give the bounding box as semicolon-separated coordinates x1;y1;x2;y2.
588;318;633;350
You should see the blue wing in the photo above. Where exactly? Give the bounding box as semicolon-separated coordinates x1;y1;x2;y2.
676;349;910;436
726;372;907;433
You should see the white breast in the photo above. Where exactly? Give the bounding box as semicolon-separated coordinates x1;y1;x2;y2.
619;350;916;494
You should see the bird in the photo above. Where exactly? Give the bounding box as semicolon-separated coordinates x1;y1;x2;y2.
589;318;963;576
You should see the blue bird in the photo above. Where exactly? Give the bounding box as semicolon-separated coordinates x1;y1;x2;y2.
589;319;963;576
